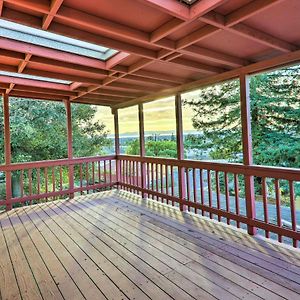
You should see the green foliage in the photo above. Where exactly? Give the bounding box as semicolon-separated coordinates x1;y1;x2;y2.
183;67;300;168
0;98;111;163
126;136;177;158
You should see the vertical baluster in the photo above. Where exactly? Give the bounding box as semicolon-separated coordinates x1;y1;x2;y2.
98;160;101;184
86;163;89;193
155;163;158;200
151;162;154;199
234;174;240;228
289;181;297;248
37;168;41;195
20;170;24;198
199;169;204;216
274;179;282;243
186;168;190;211
109;160;112;186
136;161;139;193
207;170;212;219
193;168;197;214
92;162;95;187
147;162;150;190
171;166;175;206
262;177;269;238
215;171;221;222
52;167;55;200
165;165;169;205
79;163;83;195
126;160;129;191
44;168;48;201
104;160;107;185
160;164;164;203
123;160;127;191
224;172;230;225
129;160;132;192
28;169;32;196
59;166;63;192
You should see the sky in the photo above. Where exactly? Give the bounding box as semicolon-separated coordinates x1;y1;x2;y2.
94;96;196;136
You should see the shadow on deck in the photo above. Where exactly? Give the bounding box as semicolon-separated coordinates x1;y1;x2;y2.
1;190;300;300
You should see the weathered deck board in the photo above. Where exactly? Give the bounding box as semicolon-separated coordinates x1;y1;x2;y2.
0;190;299;300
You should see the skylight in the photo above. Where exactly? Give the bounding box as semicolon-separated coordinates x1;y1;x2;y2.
178;0;199;5
0;20;118;60
0;71;72;84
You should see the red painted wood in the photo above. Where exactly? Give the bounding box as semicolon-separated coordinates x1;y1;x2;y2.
289;181;298;248
274;179;282;243
199;169;205;216
234;173;240;228
207;170;213;219
224;172;230;225
138;104;146;198
3;93;12;210
37;168;41;194
165;165;169;204
240;74;256;235
186;168;190;212
215;171;221;222
262;177;269;238
175;93;186;211
192;168;197;214
114;110;121;189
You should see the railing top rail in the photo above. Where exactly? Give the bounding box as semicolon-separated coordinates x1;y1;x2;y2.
0;155;117;171
118;155;300;181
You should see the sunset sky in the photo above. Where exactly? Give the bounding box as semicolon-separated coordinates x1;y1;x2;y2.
94;96;196;136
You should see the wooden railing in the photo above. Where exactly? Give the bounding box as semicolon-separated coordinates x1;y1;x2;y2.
1;154;299;247
118;155;300;248
0;155;116;207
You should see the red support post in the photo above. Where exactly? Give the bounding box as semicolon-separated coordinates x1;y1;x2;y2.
113;109;121;188
3;93;12;210
175;93;187;211
240;74;256;235
65;100;74;198
138;104;146;199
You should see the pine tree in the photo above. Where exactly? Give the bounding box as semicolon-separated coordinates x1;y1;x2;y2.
183;66;300;168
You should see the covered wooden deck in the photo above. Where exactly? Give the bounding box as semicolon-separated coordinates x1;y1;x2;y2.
1;190;300;300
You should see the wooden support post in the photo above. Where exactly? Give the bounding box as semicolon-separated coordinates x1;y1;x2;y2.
240;74;256;235
138;104;146;199
175;93;187;211
65;100;74;199
3;94;12;210
113;109;121;188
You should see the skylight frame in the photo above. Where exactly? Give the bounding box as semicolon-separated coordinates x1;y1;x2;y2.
0;71;72;84
0;19;118;61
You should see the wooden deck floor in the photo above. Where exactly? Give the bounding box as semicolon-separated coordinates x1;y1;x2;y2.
1;190;300;300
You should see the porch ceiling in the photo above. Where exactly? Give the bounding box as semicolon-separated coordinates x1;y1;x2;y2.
0;0;299;107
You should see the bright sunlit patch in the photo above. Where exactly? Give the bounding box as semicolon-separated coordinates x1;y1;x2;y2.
0;19;118;60
0;71;72;84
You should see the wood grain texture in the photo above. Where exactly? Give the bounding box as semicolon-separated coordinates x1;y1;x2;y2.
0;190;299;300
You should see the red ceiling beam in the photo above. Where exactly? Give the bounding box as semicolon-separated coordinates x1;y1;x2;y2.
9;90;68;101
190;0;229;19
106;52;130;69
42;0;64;29
13;84;77;96
0;75;70;90
225;0;285;27
0;37;107;69
136;0;189;20
4;0;49;13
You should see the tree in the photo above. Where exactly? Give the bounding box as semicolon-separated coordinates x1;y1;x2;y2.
0;98;111;163
126;137;177;158
0;98;112;201
183;66;300;168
